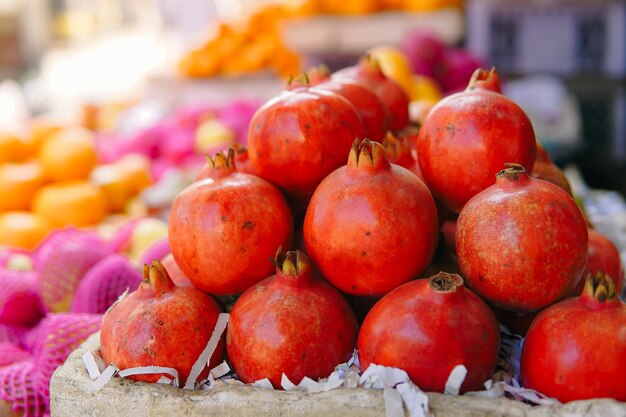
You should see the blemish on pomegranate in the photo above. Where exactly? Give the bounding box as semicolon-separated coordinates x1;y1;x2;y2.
242;221;254;230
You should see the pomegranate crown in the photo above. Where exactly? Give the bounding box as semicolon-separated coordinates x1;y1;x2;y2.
348;138;390;169
272;247;312;278
382;131;411;160
205;148;236;170
429;272;464;292
286;72;311;90
583;271;617;303
142;259;174;292
496;162;526;181
306;64;331;85
467;67;502;94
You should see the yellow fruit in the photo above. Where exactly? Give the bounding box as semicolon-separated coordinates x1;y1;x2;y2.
0;162;46;211
128;218;169;261
195;119;235;154
38;127;98;182
367;46;414;96
409;74;443;102
32;180;108;227
0;211;51;249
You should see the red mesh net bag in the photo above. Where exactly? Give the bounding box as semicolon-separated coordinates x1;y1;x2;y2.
0;267;45;326
70;254;142;314
34;229;111;313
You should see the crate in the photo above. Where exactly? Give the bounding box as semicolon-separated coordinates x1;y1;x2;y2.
466;0;626;77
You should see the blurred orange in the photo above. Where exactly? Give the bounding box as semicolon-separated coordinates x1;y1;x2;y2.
28;120;62;153
0;132;30;163
0;162;46;211
90;154;152;212
38;127;98;182
0;211;51;249
32;180;108;227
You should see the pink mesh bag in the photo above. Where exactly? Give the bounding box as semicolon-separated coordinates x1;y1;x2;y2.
0;323;29;346
0;360;47;417
0;342;31;367
30;313;102;401
34;229;111;313
0;268;45;326
70;254;142;314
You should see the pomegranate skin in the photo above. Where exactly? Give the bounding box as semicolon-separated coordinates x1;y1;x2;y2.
309;67;390;141
358;273;500;393
100;261;224;385
571;228;624;296
456;164;588;312
226;250;358;387
304;140;439;296
521;274;626;402
169;151;293;295
247;83;364;205
532;141;572;196
417;68;536;213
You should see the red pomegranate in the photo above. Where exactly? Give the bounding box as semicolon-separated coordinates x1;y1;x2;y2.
358;272;500;393
226;250;358;387
308;65;389;141
333;56;409;132
247;77;364;205
456;163;588;312
161;253;193;288
571;228;623;296
304;139;439;296
383;131;448;227
100;261;224;385
417;67;536;212
521;273;626;402
169;149;293;295
532;141;572;195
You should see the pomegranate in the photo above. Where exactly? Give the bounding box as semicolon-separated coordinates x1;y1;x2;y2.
521;273;626;402
334;56;409;132
196;144;253;180
417;68;536;212
456;163;588;312
532;141;572;195
383;131;448;227
169;149;293;295
308;65;389;141
100;260;224;385
358;272;500;393
304;139;439;296
247;77;364;205
226;249;358;387
571;228;623;296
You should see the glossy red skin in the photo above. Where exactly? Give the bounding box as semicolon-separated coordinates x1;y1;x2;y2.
334;63;409;132
303;145;439;296
456;171;588;312
521;288;626;402
247;87;364;205
168;172;293;295
417;86;536;213
571;229;624;296
226;264;358;387
313;79;390;141
358;276;500;393
100;271;224;385
161;253;194;288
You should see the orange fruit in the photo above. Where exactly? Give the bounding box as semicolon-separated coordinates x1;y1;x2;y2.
90;154;152;213
28;119;62;153
0;162;46;211
38;127;98;182
0;211;51;249
32;180;108;227
0;132;30;163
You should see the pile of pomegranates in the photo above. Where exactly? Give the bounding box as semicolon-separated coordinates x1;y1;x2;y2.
100;60;625;405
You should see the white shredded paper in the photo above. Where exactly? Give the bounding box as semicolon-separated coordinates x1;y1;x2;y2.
183;313;230;390
210;361;231;379
252;378;274;389
444;365;468;396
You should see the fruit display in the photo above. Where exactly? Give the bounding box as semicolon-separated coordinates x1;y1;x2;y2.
3;48;626;416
